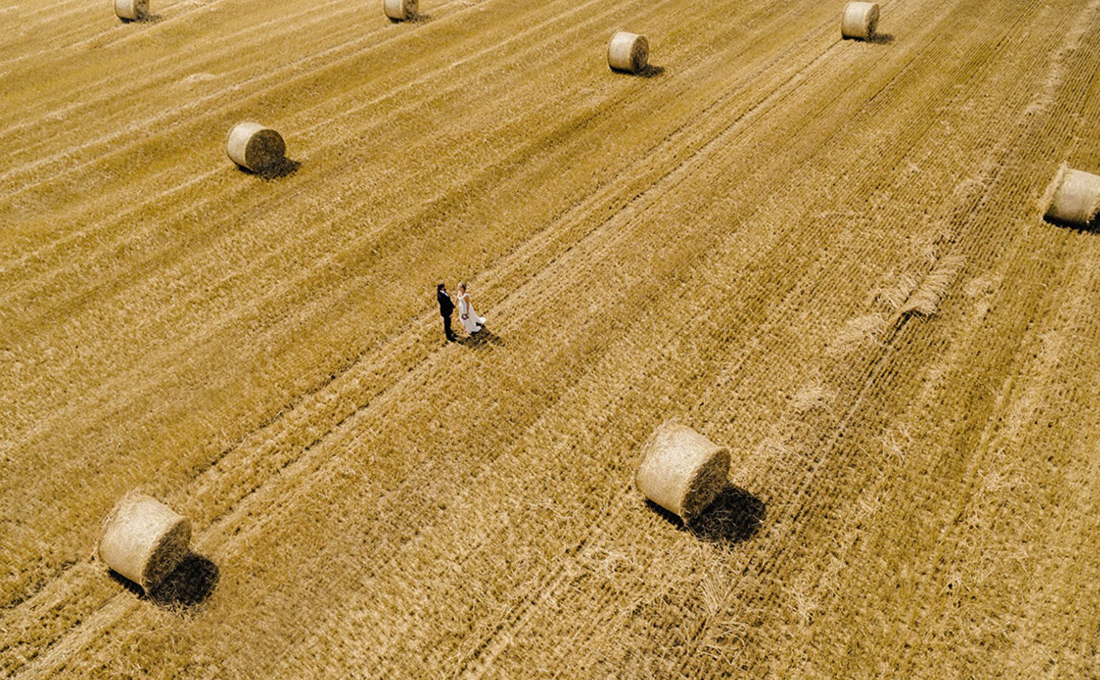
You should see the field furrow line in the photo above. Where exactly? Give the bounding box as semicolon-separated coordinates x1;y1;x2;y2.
257;2;1020;664
0;3;884;655
698;4;1100;673
0;0;498;156
0;0;849;576
426;0;1091;668
0;0;668;303
0;0;568;197
7;0;1100;676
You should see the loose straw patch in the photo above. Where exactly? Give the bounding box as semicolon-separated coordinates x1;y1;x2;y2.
636;422;730;523
900;255;965;317
98;492;191;593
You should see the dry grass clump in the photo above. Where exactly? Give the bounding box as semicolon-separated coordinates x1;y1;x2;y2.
98;492;191;593
226;122;287;173
636;422;730;523
874;271;923;311
608;32;650;74
114;0;149;21
841;2;879;41
830;313;888;354
791;383;836;413
384;0;418;22
900;255;965;316
1044;165;1100;227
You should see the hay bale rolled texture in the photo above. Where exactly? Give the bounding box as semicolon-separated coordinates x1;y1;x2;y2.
841;2;879;40
226;122;286;173
384;0;417;21
99;493;191;592
636;423;730;522
1045;167;1100;226
115;0;148;20
608;32;649;74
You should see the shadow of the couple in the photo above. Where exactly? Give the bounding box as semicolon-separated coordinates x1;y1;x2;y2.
646;484;766;546
458;327;505;349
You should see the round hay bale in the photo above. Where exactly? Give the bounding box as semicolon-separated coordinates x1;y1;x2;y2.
608;32;649;74
1045;166;1100;226
226;122;286;173
98;492;191;593
841;2;879;40
384;0;417;21
635;423;730;523
115;0;149;21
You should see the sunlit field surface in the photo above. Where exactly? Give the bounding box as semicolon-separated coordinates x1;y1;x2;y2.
3;0;1100;676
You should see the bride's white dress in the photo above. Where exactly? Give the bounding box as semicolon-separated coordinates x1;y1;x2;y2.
457;293;485;333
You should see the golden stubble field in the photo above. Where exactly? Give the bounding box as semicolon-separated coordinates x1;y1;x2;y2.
3;0;1100;676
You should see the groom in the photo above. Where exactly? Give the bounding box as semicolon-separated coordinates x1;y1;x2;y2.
436;283;456;342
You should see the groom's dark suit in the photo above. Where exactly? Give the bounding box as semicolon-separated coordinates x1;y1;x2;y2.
437;288;456;341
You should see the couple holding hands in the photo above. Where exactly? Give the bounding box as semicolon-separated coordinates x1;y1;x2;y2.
436;282;485;342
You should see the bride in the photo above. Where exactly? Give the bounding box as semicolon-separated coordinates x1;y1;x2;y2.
456;281;485;334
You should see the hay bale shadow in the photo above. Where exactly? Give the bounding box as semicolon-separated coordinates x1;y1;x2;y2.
637;65;666;78
458;326;505;349
389;12;431;23
110;552;219;611
1045;215;1100;234
254;158;301;181
645;483;765;546
869;33;895;44
121;13;163;23
150;553;219;609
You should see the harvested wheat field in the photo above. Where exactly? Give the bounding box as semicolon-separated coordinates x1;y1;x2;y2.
3;0;1100;676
